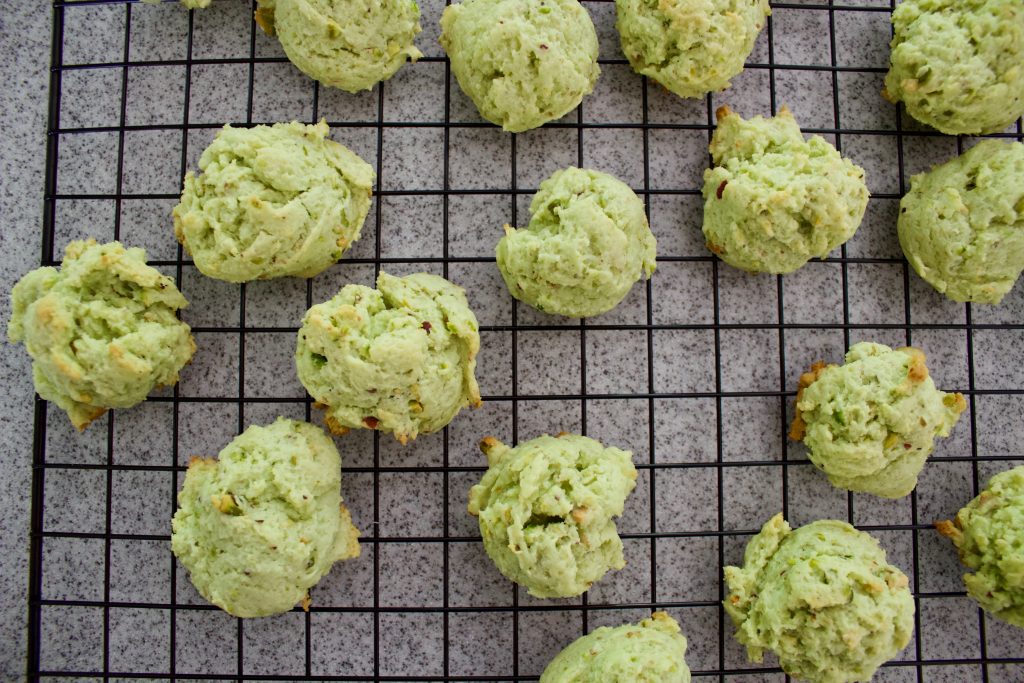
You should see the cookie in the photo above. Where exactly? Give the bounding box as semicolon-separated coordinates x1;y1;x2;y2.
616;0;770;99
790;342;966;499
171;418;360;618
898;139;1024;304
468;434;637;599
8;240;195;431
174;120;374;283
496;167;656;317
296;272;481;444
884;0;1024;135
141;0;211;8
702;106;869;274
937;465;1024;628
540;612;690;683
725;514;915;683
440;0;600;133
254;0;422;93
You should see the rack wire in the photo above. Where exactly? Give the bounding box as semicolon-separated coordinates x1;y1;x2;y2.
28;0;1024;681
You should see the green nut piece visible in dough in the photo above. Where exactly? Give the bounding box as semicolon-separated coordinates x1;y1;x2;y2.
496;167;656;318
171;418;361;618
8;240;195;431
468;434;637;599
616;0;770;99
702;106;869;274
255;0;422;93
790;342;967;499
884;0;1024;135
440;0;600;133
174;120;374;283
898;139;1024;305
539;611;691;683
725;514;915;683
296;271;481;444
937;466;1024;628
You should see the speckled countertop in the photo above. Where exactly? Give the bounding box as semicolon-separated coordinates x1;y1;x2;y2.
2;3;51;680
3;1;1024;682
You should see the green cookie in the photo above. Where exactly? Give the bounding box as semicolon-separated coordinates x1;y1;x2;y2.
790;342;966;499
616;0;770;99
725;514;915;683
296;271;481;444
496;167;656;318
255;0;422;93
898;139;1024;305
171;418;360;618
702;106;869;274
174;120;374;283
440;0;600;133
8;240;195;431
540;612;691;683
884;0;1024;135
938;465;1024;628
468;434;637;599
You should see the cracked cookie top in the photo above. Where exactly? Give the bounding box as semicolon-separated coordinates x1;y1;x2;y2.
468;433;637;598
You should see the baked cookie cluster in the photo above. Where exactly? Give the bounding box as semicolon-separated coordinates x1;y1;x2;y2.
12;0;1024;679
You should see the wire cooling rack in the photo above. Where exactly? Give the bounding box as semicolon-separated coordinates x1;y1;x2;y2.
28;0;1024;681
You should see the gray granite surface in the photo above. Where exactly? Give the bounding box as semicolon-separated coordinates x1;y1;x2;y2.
1;2;50;681
4;0;1024;681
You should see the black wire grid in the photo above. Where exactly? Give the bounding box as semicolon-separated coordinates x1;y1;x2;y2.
28;0;1024;681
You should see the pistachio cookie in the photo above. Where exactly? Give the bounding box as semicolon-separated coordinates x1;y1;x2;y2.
937;465;1024;628
440;0;600;132
255;0;422;93
468;434;637;598
296;272;481;444
172;418;360;617
174;120;374;283
790;342;966;499
898;139;1024;305
496;167;656;317
702;107;869;274
540;612;690;682
725;514;915;683
616;0;770;99
884;0;1024;135
8;240;195;430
